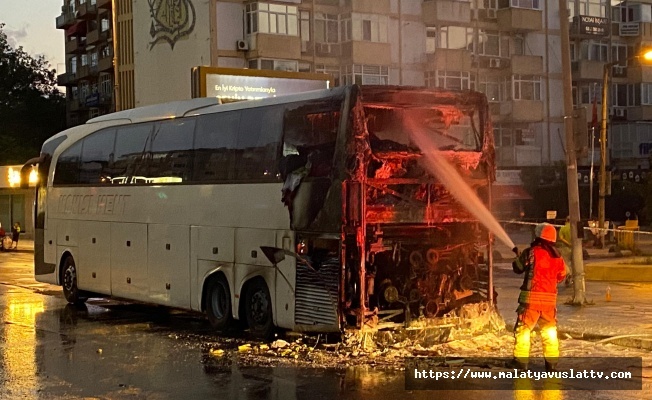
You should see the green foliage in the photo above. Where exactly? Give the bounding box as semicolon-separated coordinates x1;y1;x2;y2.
0;23;65;164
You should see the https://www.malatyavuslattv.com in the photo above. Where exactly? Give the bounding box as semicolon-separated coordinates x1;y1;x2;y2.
405;358;642;391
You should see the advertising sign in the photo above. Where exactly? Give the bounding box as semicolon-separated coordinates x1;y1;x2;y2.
192;67;331;101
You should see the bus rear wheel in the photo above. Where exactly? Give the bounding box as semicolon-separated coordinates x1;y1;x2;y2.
245;279;274;339
206;276;233;330
62;256;87;304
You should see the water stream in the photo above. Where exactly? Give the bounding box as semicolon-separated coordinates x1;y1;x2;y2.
407;122;516;250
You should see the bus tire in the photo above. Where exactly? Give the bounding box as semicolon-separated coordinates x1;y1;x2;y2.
205;276;233;330
245;279;274;339
61;256;87;304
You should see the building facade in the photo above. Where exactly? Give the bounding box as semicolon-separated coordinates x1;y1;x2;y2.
56;0;652;173
0;166;36;240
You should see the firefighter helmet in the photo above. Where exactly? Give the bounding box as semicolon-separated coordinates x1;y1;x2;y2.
538;223;557;243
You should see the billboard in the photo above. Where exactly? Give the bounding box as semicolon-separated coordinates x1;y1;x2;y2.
191;67;331;101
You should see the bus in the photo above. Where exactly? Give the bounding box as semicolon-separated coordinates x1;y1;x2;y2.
22;85;495;338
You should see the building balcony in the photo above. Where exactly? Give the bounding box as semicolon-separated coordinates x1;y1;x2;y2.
500;100;544;122
57;72;76;86
55;11;76;29
77;65;90;80
87;29;100;45
98;56;113;72
627;66;652;82
497;7;542;32
422;0;471;25
65;38;85;54
626;106;652;121
246;34;301;61
341;0;390;15
78;2;98;19
496;146;542;167
97;0;111;9
515;146;542;166
341;41;391;66
511;55;543;75
427;48;474;71
571;60;605;81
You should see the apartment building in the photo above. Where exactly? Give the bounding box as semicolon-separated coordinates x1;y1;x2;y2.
55;0;578;169
56;0;115;127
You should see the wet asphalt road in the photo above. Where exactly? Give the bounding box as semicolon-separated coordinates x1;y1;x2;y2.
0;247;650;399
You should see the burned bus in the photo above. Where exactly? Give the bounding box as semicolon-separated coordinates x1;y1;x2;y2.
25;85;495;337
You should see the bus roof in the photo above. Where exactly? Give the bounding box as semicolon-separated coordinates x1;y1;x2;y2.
87;97;221;124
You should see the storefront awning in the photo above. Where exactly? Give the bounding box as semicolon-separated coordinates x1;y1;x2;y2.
492;185;532;201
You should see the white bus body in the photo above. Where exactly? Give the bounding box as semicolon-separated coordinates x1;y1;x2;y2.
26;86;495;336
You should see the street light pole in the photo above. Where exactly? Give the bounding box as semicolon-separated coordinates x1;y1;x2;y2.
598;63;610;248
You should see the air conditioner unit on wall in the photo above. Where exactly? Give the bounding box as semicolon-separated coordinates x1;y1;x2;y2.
236;40;249;51
615;108;625;117
489;58;502;68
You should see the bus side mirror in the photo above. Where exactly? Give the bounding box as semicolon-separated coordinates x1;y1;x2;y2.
260;246;286;265
20;163;34;189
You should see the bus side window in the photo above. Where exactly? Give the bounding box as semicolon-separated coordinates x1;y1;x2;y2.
235;106;283;182
111;123;153;184
193;111;239;182
149;118;196;183
79;128;116;185
53;141;82;185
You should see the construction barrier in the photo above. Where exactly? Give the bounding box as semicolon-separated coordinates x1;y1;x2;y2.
615;220;639;251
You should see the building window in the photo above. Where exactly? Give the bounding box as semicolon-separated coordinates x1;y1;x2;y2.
611;84;637;107
511;75;542;100
580;40;608;61
340;13;387;43
81;54;89;67
342;65;389;85
579;0;607;18
498;0;540;10
438;26;474;50
245;3;298;36
579;83;602;105
100;74;112;95
100;45;112;59
493;124;512;147
426;28;436;54
69;56;78;75
315;64;341;86
514;35;525;56
640;84;652;105
477;30;509;57
314;13;338;43
425;71;473;90
101;18;110;32
611;42;629;65
478;76;502;102
90;52;98;67
248;59;298;72
300;10;310;50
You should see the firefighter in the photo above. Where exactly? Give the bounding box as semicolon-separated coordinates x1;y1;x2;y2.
511;223;567;371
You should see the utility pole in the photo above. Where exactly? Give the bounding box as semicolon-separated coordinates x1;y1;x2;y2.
597;64;609;248
559;0;586;304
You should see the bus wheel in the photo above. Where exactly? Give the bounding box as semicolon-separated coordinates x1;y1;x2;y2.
62;256;87;304
245;279;274;339
206;276;233;330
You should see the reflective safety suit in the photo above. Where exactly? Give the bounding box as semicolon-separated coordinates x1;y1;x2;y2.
512;239;567;366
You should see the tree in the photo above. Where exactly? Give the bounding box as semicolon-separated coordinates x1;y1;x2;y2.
0;23;66;164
